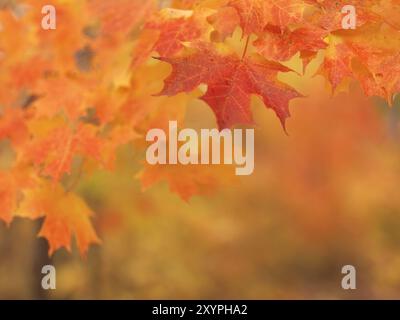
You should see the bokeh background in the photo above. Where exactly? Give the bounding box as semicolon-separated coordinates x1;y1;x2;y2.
1;0;400;299
2;75;400;299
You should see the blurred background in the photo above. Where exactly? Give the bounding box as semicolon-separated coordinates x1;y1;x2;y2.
1;75;400;299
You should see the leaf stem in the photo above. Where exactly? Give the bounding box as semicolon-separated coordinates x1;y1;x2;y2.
242;35;251;60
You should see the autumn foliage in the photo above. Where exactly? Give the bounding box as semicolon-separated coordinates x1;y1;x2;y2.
0;0;399;257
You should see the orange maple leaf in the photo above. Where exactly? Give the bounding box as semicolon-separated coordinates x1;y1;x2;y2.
132;8;206;68
253;24;327;63
318;23;400;103
26;121;103;181
228;0;308;35
17;183;100;256
146;9;204;57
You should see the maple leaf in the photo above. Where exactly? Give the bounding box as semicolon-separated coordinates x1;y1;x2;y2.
318;35;355;91
26;119;104;181
347;24;400;104
318;23;400;103
146;9;203;57
227;0;308;35
226;0;268;35
253;24;327;62
157;43;302;130
131;8;206;68
33;74;94;120
16;182;100;256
